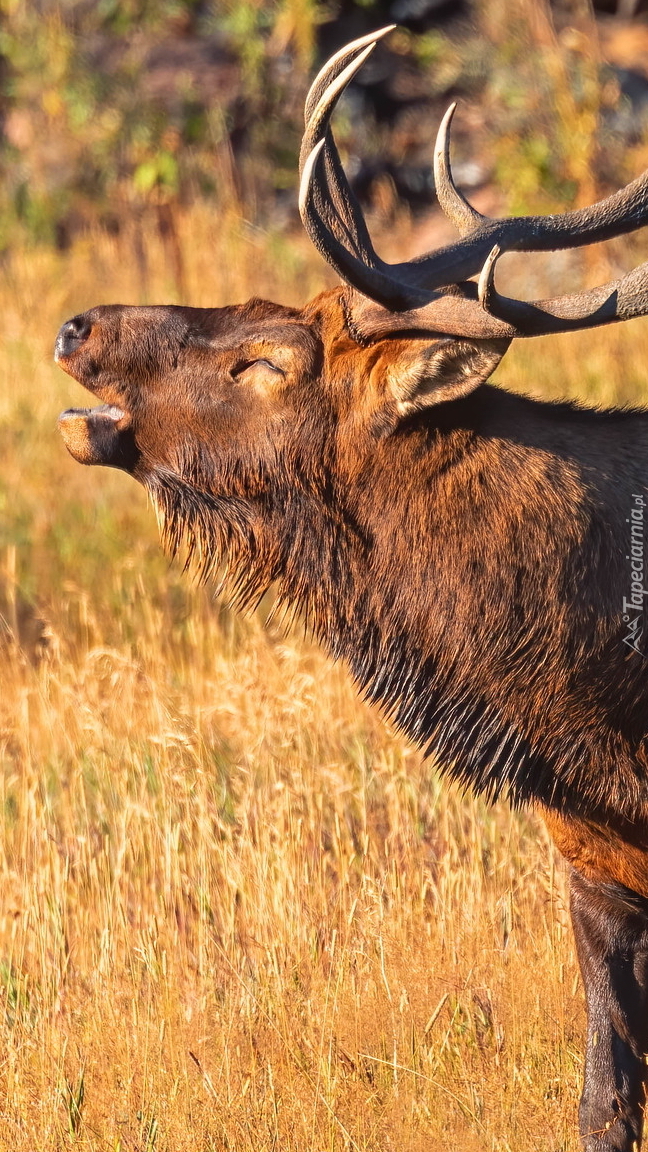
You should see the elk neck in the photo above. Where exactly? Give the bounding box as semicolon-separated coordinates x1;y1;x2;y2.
150;335;648;828
277;381;648;826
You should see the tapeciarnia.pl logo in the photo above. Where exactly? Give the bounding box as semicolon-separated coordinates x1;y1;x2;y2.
622;493;647;657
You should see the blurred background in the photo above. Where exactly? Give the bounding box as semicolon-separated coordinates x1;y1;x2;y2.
3;0;648;259
1;3;648;1149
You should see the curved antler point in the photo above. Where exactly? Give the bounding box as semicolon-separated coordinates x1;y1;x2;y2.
434;100;484;235
298;139;326;216
304;25;397;126
478;244;501;309
305;41;376;136
434;104;457;162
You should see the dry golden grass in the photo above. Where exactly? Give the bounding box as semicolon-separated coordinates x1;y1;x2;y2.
1;208;648;1151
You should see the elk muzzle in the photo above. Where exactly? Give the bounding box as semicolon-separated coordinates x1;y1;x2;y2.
55;313;139;471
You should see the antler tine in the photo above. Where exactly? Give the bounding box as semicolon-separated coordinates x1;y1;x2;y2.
300;42;377;172
303;25;396;133
478;245;500;310
299;141;429;309
300;35;392;271
434;104;484;235
299;28;495;301
476;245;648;337
316;138;375;260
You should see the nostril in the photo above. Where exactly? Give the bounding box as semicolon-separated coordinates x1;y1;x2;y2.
55;314;92;360
67;315;92;341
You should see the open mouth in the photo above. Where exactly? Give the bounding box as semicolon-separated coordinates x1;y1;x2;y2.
59;403;125;424
58;403;138;471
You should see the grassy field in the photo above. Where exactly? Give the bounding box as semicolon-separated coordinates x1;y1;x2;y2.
1;208;648;1151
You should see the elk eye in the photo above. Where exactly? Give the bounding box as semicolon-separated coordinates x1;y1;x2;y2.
232;358;285;379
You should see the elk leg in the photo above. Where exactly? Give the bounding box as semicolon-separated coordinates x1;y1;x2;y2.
570;868;648;1151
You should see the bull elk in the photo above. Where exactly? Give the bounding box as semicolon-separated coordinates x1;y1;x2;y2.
55;27;648;1150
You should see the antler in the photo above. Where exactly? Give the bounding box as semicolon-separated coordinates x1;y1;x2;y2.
477;243;648;334
299;28;648;338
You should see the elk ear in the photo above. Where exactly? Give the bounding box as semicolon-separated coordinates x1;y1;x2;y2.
384;336;510;417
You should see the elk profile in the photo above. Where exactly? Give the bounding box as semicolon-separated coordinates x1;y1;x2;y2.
55;28;648;1151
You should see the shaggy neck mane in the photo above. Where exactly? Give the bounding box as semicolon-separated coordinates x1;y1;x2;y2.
147;388;648;826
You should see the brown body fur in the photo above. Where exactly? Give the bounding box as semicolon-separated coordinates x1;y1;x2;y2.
543;809;648;896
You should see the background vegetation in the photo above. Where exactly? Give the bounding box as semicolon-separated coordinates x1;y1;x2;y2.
1;0;648;1148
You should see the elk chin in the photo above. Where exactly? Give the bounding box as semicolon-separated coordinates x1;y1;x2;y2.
58;405;140;471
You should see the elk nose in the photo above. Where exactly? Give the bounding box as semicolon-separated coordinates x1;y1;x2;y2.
55;314;92;361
